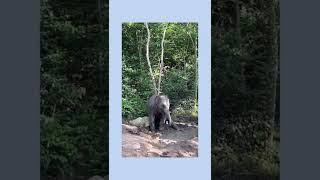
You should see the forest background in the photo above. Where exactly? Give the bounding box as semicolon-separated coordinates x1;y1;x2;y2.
40;0;279;179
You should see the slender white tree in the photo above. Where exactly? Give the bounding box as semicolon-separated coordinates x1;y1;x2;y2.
157;24;167;94
145;22;158;95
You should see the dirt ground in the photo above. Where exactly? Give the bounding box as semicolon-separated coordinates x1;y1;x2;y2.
122;116;198;157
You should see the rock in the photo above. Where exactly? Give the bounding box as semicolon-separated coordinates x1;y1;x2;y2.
128;116;149;127
122;124;139;134
87;175;104;180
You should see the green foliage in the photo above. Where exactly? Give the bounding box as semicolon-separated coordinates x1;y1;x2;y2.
214;149;279;179
162;68;194;107
215;112;272;152
172;98;198;117
41;117;77;177
122;23;198;119
212;0;280;178
41;0;108;179
122;84;147;118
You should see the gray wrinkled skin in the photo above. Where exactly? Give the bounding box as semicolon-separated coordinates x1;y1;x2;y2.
147;94;178;132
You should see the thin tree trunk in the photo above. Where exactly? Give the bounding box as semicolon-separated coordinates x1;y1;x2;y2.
266;0;278;147
98;0;104;103
136;31;143;67
158;25;167;94
235;0;241;47
145;23;158;94
271;0;278;146
187;23;198;111
194;34;198;111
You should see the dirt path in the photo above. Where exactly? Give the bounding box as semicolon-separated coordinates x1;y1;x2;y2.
122;117;198;157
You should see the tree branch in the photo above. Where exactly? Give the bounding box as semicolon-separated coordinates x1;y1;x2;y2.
145;23;158;94
158;24;167;95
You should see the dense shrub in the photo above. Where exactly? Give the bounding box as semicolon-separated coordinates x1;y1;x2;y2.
122;23;198;119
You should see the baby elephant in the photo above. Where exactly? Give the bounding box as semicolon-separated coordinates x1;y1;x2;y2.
147;94;178;132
